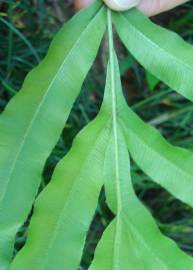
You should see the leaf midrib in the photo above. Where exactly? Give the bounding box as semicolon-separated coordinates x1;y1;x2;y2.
108;10;122;270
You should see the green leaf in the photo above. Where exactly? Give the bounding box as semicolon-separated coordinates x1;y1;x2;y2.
113;9;193;101
119;54;135;75
10;30;118;268
94;130;193;269
0;1;106;267
90;13;193;268
10;113;110;270
113;7;193;209
90;191;193;269
4;4;193;270
146;71;159;91
120;106;193;208
10;8;128;268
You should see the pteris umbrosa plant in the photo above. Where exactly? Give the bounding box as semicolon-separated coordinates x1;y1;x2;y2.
1;1;193;269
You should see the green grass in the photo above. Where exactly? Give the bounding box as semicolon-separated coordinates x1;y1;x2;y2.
1;0;193;268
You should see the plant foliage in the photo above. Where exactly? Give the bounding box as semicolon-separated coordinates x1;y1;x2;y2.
0;0;193;269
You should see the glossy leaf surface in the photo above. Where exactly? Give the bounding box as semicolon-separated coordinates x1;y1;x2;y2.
10;31;117;268
0;1;106;268
90;163;193;270
90;12;193;269
113;9;193;101
2;2;193;270
113;6;193;208
91;156;193;270
10;114;109;270
121;106;193;208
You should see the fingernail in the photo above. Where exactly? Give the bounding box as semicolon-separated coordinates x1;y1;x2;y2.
103;0;140;11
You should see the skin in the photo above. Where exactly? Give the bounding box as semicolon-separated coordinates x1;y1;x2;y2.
74;0;188;16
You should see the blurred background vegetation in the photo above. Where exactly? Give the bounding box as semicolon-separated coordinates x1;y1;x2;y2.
1;0;193;268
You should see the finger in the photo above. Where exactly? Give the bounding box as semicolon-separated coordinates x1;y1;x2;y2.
138;0;189;16
103;0;140;11
74;0;188;14
74;0;94;10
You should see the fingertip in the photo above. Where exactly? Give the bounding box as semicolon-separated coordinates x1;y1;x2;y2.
103;0;140;11
74;0;94;10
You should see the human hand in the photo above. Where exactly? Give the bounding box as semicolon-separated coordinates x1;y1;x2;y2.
74;0;188;16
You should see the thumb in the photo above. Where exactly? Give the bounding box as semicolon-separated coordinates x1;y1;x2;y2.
103;0;140;11
74;0;93;10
